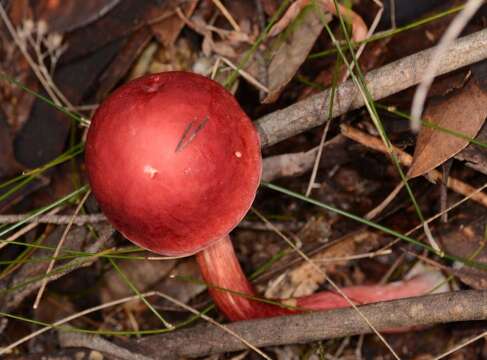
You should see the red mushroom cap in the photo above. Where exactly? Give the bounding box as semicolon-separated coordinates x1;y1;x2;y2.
85;72;262;256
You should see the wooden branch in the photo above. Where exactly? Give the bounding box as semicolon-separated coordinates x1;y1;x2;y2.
256;28;487;147
60;290;487;359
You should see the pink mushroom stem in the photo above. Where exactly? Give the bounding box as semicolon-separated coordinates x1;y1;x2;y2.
197;235;438;322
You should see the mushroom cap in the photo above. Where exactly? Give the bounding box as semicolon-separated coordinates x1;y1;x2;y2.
85;72;262;256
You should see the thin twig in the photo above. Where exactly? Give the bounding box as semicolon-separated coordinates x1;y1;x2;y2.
26;22;73;110
389;0;396;28
219;56;269;93
211;0;241;32
341;124;487;209
374;181;487;259
33;191;91;309
2;225;115;312
305;118;332;196
0;5;73;112
0;213;107;226
433;330;487;360
365;182;404;220
341;0;383;81
0;207;63;251
305;0;383;196
254;0;268;100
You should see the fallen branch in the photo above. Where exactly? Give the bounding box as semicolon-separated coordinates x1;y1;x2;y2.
256;28;487;147
59;290;487;359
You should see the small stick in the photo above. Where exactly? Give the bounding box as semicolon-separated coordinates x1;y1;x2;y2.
434;329;487;360
33;191;91;309
341;124;487;209
211;0;241;32
2;226;115;312
219;56;269;93
0;207;63;250
0;213;107;226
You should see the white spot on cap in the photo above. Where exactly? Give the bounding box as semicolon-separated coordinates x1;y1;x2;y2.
144;165;158;178
143;83;161;93
235;151;242;158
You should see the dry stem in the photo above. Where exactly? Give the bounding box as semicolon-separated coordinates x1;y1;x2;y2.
341;124;487;209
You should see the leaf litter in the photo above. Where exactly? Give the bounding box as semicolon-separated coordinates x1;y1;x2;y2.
1;1;487;359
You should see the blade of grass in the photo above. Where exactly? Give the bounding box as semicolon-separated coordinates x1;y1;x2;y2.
33;191;91;309
262;181;487;270
0;143;84;195
0;304;213;337
377;104;487;148
309;4;464;59
316;0;441;253
0;72;86;125
0;293;210;353
108;258;174;329
0;186;88;239
222;0;291;88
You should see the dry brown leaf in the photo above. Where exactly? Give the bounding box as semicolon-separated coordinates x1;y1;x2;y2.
408;79;487;178
8;0;32;27
95;27;153;100
151;0;199;47
262;9;331;104
439;214;487;290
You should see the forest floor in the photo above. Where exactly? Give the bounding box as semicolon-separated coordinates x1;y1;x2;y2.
1;0;487;359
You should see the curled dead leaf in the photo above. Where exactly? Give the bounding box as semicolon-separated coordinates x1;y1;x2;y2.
408;79;487;178
262;8;330;103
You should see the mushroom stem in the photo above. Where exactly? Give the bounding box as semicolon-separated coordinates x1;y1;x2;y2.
196;235;441;322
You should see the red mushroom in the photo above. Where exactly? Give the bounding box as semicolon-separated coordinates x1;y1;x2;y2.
86;71;439;322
